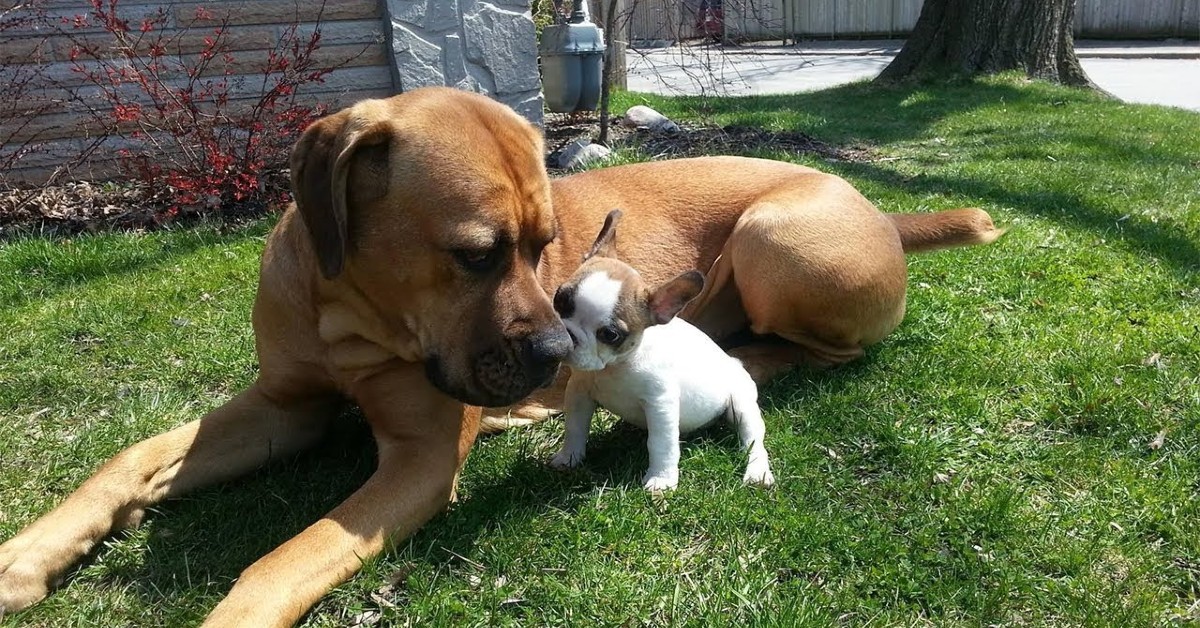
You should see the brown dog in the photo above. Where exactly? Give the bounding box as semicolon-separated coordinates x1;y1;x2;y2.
0;87;1002;625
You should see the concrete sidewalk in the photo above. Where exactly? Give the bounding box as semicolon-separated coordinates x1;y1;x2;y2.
627;40;1200;111
719;39;1200;58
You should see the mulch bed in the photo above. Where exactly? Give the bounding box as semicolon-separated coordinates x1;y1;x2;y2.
544;111;874;172
1;114;872;238
0;172;288;238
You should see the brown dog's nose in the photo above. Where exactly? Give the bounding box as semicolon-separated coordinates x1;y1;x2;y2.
523;323;572;374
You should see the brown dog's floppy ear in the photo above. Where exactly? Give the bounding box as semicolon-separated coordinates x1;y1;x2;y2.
290;113;391;279
647;270;705;325
583;209;623;261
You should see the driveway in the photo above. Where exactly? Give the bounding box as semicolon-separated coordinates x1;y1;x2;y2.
626;41;1200;111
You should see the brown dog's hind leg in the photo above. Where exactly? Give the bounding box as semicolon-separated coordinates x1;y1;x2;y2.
725;334;866;384
0;384;337;616
681;252;751;345
719;188;908;382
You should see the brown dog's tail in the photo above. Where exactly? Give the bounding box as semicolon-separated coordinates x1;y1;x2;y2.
887;208;1006;254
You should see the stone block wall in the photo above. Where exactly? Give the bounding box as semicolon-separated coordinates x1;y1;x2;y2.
386;0;544;126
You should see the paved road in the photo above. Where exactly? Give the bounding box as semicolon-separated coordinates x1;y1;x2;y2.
627;42;1200;111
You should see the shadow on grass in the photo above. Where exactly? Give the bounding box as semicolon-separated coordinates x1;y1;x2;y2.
102;413;651;614
637;78;1199;272
833;160;1200;274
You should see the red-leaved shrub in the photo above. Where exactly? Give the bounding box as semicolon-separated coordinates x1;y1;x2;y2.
57;0;355;216
0;0;360;220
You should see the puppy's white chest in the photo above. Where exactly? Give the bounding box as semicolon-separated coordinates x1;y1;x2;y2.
588;374;654;428
583;320;751;434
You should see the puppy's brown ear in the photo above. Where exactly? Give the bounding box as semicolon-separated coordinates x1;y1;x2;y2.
290;112;391;279
583;209;623;261
647;270;705;325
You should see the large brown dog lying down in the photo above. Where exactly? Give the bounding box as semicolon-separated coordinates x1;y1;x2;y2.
0;87;1002;625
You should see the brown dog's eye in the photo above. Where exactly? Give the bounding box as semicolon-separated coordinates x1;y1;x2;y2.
454;247;500;273
596;325;625;346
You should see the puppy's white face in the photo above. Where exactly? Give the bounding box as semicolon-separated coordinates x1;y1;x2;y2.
554;208;707;373
554;263;647;372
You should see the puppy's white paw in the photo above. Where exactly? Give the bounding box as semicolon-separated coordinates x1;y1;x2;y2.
742;459;775;488
642;472;678;492
550;447;585;469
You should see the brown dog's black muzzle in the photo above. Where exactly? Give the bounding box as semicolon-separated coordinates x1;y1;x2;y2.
522;324;573;382
472;323;571;404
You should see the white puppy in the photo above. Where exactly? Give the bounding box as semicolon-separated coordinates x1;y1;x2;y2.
550;210;775;491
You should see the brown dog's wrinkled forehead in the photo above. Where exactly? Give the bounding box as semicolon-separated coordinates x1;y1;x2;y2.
291;87;555;279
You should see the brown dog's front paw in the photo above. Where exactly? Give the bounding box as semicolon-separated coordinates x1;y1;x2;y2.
0;540;54;615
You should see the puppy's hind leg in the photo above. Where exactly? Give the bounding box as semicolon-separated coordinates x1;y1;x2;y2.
726;387;774;488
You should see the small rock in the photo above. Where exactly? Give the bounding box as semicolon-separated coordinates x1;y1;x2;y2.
1149;428;1167;450
553;138;586;169
564;142;612;171
621;105;680;133
1143;352;1166;369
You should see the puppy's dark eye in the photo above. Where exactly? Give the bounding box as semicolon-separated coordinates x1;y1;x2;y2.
596;325;625;346
454;247;500;273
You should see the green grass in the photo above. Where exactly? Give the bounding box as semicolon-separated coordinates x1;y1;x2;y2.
2;74;1199;626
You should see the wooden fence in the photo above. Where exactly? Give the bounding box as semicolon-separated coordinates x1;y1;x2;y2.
626;0;1200;43
0;0;392;184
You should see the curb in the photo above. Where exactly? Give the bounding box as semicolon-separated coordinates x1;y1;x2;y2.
708;48;1200;60
1076;51;1200;59
652;41;1200;60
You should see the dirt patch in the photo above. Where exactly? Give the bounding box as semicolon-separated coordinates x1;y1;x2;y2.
2;114;871;238
544;111;875;173
0;172;288;238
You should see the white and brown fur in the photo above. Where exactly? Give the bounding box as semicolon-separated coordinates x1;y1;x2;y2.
550;210;774;491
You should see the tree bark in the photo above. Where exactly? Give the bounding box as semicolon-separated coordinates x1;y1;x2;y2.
590;0;626;89
597;0;619;146
877;0;1095;88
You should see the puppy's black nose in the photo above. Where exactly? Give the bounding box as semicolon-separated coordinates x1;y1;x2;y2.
524;323;572;371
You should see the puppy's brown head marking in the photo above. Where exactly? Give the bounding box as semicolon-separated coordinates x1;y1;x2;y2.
555;209;705;371
291;88;570;406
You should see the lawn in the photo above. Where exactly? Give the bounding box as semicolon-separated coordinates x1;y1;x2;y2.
2;75;1198;626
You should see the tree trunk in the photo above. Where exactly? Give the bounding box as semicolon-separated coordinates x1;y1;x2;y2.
597;0;619;146
590;0;626;89
877;0;1095;87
